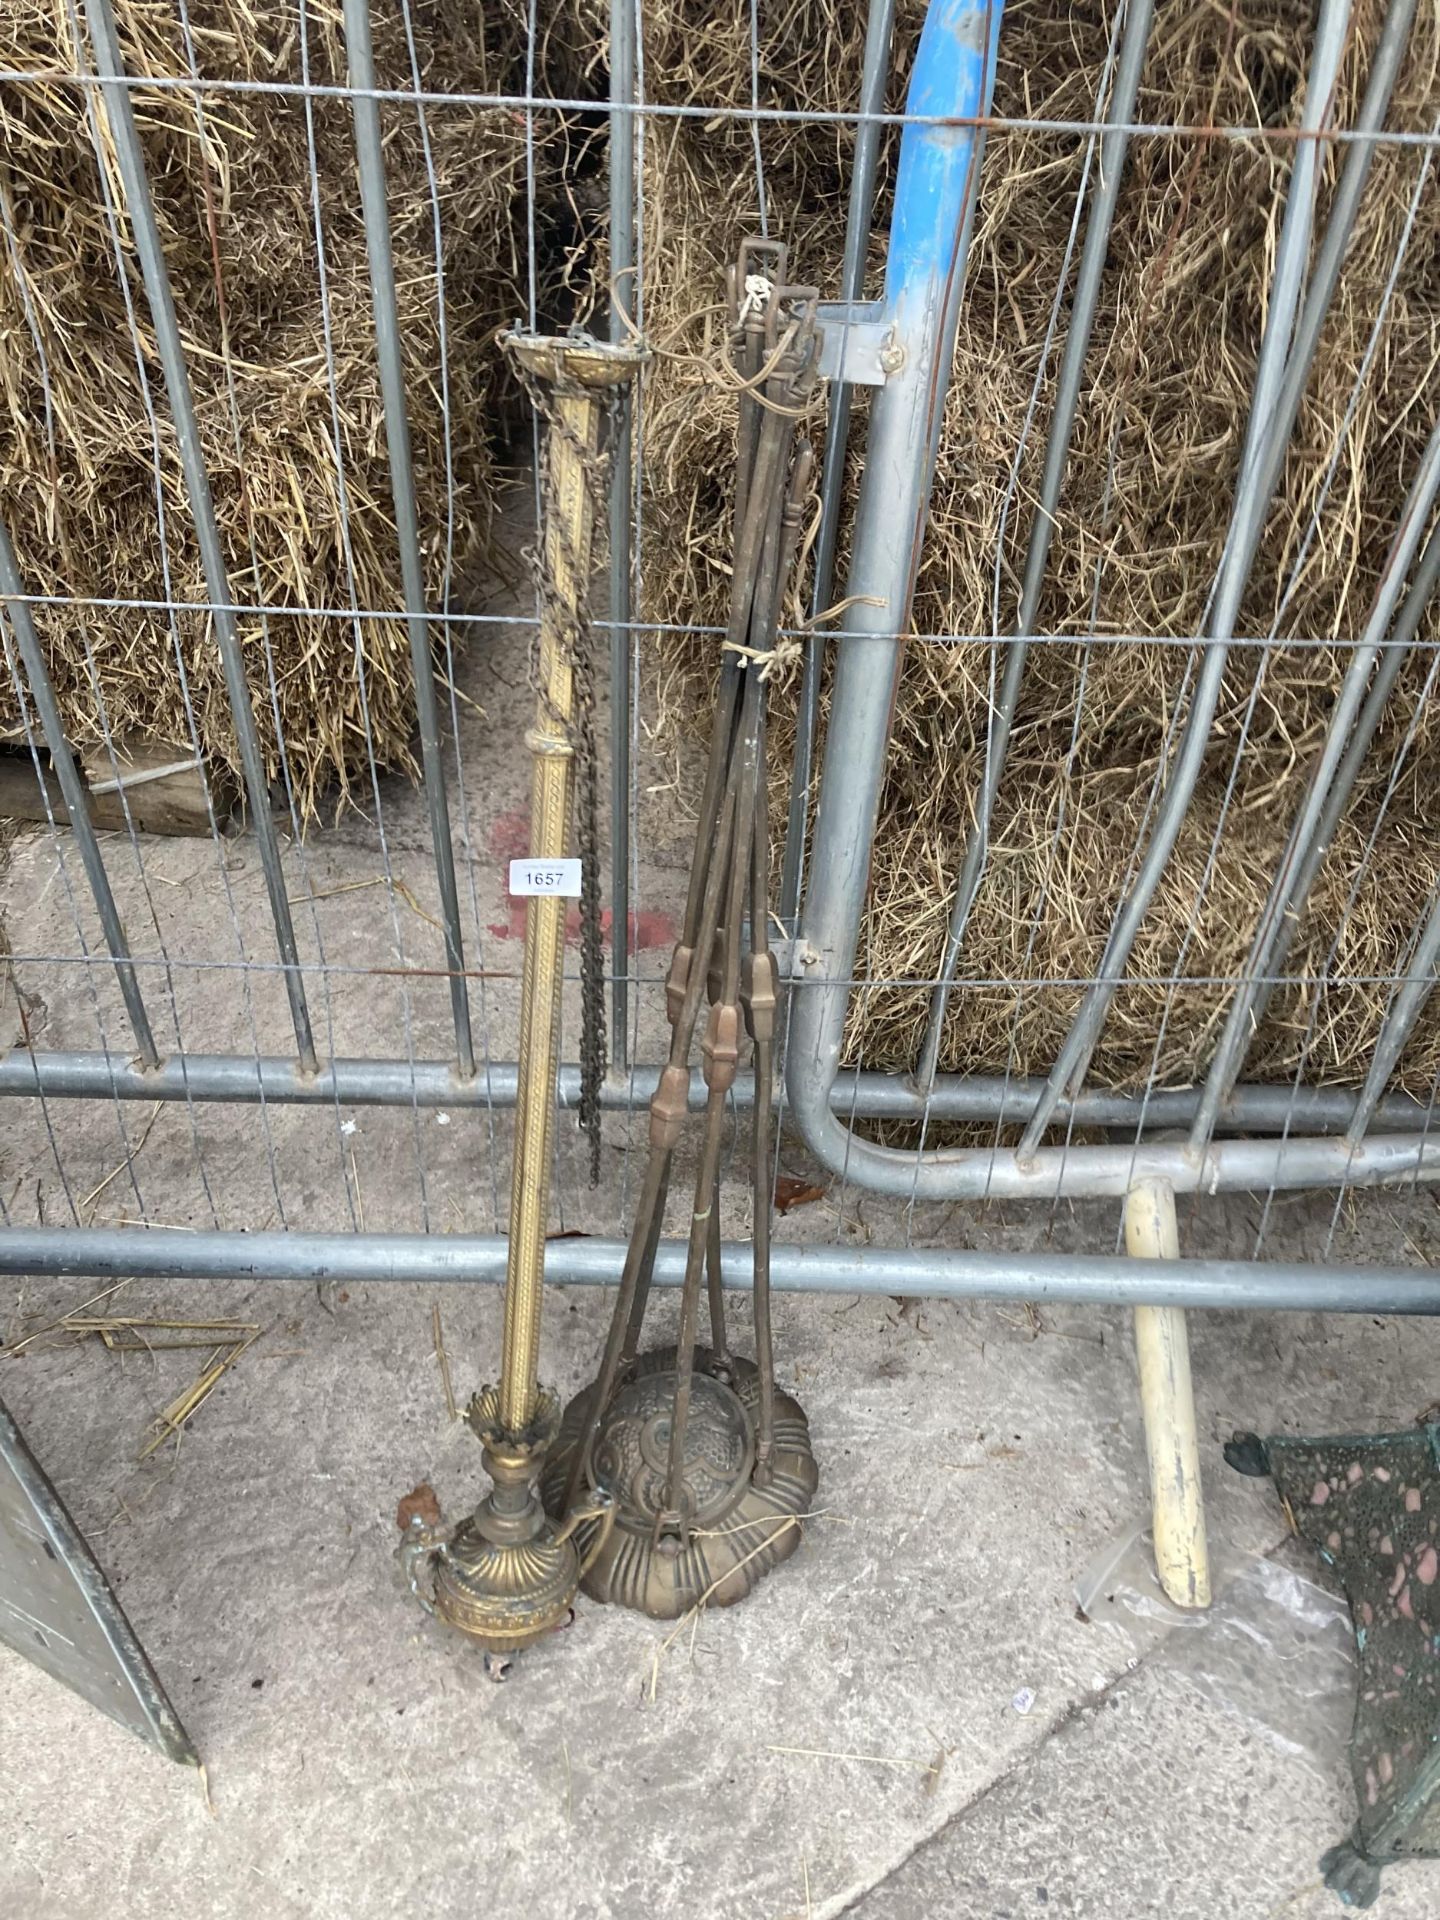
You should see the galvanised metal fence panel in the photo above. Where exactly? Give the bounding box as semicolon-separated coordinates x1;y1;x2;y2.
0;0;1438;1306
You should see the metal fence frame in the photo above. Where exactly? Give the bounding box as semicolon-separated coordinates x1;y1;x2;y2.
2;0;1439;1308
785;0;1440;1209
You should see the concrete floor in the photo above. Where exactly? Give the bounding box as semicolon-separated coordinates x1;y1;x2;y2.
5;569;1440;1917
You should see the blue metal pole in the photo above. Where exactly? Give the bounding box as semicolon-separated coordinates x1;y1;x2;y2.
786;0;1005;1190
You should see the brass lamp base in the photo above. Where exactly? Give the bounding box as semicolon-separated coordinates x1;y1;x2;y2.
432;1524;584;1655
429;1387;613;1658
541;1348;818;1618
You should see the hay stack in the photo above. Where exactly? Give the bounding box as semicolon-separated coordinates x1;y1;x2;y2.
631;0;1440;1091
0;0;577;817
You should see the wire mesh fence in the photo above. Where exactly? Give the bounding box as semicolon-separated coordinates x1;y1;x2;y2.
1;0;1439;1291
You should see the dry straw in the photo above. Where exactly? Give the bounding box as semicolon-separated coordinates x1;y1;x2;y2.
0;0;584;817
620;0;1440;1092
3;0;1439;1097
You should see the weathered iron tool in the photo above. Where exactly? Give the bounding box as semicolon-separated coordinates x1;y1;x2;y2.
542;245;821;1618
406;333;640;1672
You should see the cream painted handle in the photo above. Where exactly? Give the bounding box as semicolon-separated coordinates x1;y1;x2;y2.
1126;1178;1211;1609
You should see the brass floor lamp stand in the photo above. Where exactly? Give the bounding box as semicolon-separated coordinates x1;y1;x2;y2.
542;248;822;1619
407;334;640;1670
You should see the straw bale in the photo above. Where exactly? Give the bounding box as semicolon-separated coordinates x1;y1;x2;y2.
625;0;1440;1091
0;0;579;816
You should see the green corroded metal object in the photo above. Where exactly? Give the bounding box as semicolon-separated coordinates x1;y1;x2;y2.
1228;1424;1440;1908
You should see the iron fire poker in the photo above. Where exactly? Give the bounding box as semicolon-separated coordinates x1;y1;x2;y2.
405;333;641;1671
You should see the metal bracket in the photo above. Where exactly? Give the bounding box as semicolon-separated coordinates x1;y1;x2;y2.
0;1391;196;1766
815;301;895;387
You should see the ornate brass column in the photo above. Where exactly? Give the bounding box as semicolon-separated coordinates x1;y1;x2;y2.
426;334;641;1665
494;333;618;1436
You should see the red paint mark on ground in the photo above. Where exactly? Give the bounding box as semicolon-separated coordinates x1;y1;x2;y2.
486;904;676;950
624;909;675;951
488;809;533;863
396;1483;442;1533
486;812;674;949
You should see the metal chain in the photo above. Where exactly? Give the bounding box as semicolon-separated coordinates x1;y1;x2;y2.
512;357;613;1184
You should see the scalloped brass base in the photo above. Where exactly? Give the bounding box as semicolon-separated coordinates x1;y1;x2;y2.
541;1348;819;1619
432;1521;583;1654
430;1383;612;1655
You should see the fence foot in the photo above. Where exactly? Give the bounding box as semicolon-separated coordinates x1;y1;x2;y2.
1124;1177;1211;1609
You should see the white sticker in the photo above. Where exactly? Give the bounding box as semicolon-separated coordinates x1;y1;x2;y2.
508;857;583;898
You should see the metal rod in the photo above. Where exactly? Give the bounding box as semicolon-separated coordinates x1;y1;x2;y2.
343;0;473;1078
0;525;157;1067
750;699;778;1474
778;1127;1440;1202
785;0;1008;1195
1191;415;1440;1149
779;0;897;925
608;0;637;1067
1018;0;1418;1153
705;1197;728;1363
4;1227;1440;1314
495;339;631;1429
1237;0;1352;495
914;0;1157;1093
662;678;760;1521
82;0;316;1073
3;1049;1429;1134
7;67;1440;143
1347;888;1440;1145
5;1083;1431;1205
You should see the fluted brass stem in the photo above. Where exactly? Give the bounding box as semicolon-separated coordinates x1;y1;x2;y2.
422;335;639;1659
499;390;589;1431
498;336;641;1434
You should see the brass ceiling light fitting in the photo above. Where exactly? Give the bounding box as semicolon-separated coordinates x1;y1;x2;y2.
541;243;822;1619
405;332;641;1675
